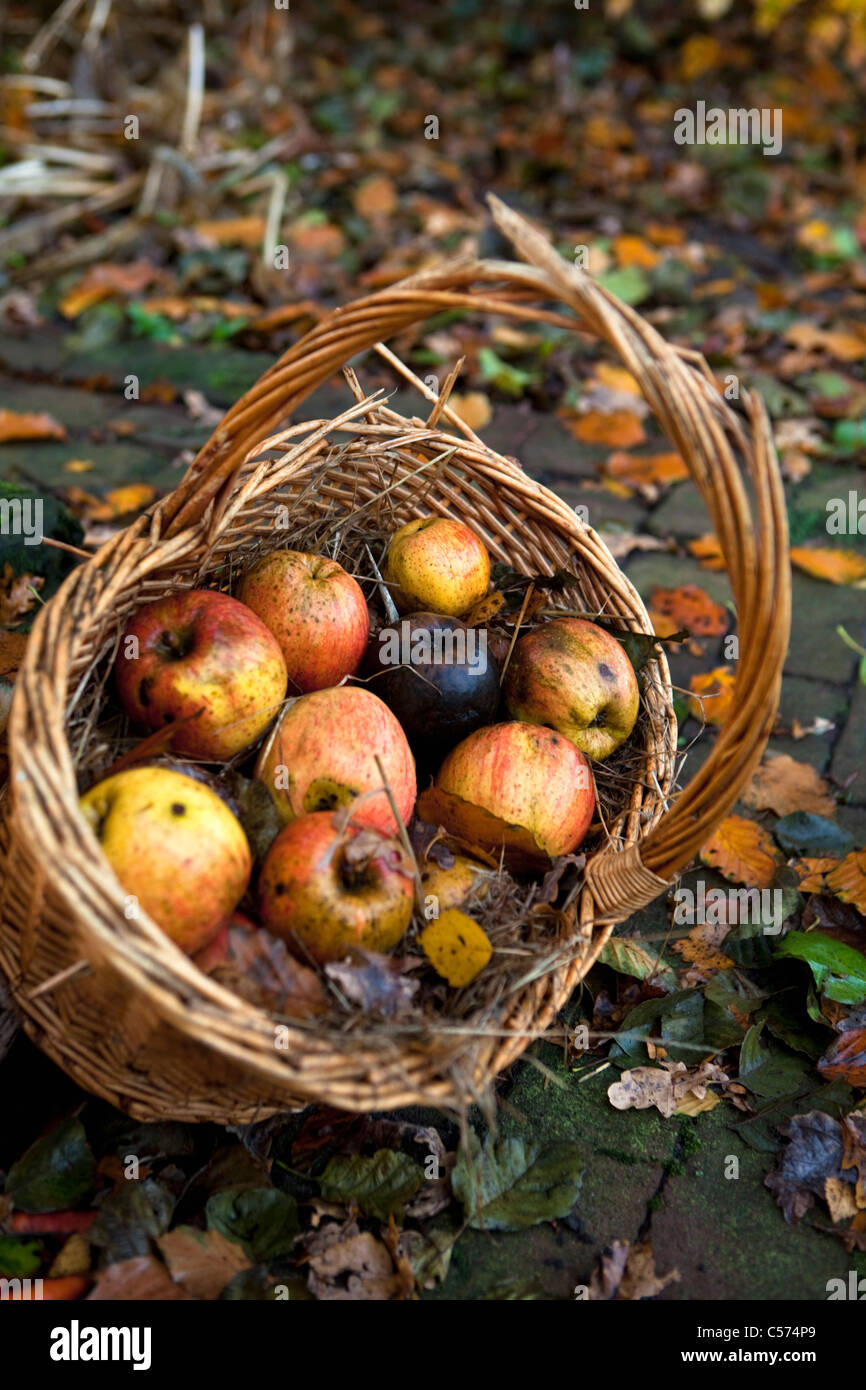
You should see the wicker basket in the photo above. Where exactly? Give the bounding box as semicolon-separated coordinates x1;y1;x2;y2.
0;198;790;1122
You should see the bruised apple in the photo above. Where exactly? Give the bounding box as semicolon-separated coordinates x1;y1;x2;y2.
79;767;252;954
383;517;490;617
259;812;415;964
420;854;493;913
503;616;639;761
255;685;416;835
237;549;369;694
364;612;500;761
417;721;594;871
115;590;287;761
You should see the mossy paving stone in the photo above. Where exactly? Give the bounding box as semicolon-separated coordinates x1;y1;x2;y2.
830;679;866;798
785;574;866;683
651;1102;866;1301
422;1067;678;1301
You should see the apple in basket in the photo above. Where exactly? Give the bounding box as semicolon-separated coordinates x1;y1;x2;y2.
416;721;594;873
255;684;416;835
79;766;252;954
259;811;415;965
383;517;491;617
503;616;640;762
115;590;287;761
237;549;370;694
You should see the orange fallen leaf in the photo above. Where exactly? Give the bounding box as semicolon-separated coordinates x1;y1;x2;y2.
62;459;95;473
354;174;398;219
785;322;866;362
0;408;66;443
680;34;725;80
105;484;157;516
448;391;491;431
59;260;162;318
194;215;265;247
791;547;866;586
672;920;736;983
700;814;782;889
612;235;660;270
566;410;646;447
604;451;688;490
646;222;686;247
138;295;257;321
825;850;866;915
289;218;345;259
687;667;737;725
591;363;642;395
649;584;729;637
743;754;836;819
687;534;726;570
789;857;841;893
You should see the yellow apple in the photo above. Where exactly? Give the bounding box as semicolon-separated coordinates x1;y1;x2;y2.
80;766;252;954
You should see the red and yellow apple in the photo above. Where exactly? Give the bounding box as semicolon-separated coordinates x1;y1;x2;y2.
115;589;287;761
417;721;594;871
420;854;493;912
503;616;640;761
79;766;252;954
255;684;416;835
236;549;369;694
259;811;415;964
383;516;490;616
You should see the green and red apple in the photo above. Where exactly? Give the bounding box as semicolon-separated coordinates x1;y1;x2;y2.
503;616;639;761
237;549;369;694
255;684;416;835
259;811;414;964
115;589;287;761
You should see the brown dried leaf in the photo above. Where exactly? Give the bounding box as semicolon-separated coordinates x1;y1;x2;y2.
304;1218;403;1301
211;923;329;1018
158;1227;250;1300
87;1255;192;1301
700;814;782;889
588;1239;680;1300
607;1060;729;1119
0;565;43;626
826;850;866;914
743;754;836;818
818;1029;866;1087
325;948;420;1019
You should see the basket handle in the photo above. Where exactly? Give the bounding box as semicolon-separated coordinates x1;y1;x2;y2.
161;196;790;897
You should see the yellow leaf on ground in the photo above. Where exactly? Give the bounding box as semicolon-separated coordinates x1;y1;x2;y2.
105;484;157;516
680;34;725;80
743;754;836;818
604;450;688;489
700;814;782;889
687;534;726;570
688;667;737;725
825;849;866;914
612;235;660;269
0;408;66;443
791;547;866;586
785;322;866;362
650;583;728;636
448;391;491;431
672;921;736;983
420;909;492;987
354;174;398;219
789;857;841;893
566;410;646;447
62;459;94;473
591;363;642;395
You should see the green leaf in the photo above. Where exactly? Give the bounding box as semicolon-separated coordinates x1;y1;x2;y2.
452;1133;582;1231
598;936;676;991
775;931;866;1005
610;989;704;1066
5;1118;94;1213
477;347;538;397
597;265;650;306
319;1150;424;1221
831;419;866;450
206;1187;299;1261
89;1178;174;1261
739;1023;773;1075
0;1236;41;1276
773;812;853;858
